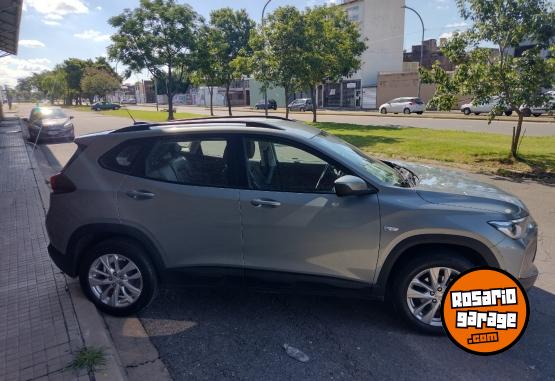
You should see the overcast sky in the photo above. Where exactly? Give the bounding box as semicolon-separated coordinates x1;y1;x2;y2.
1;0;471;87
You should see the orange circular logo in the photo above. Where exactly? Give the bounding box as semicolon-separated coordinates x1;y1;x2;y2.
441;267;529;355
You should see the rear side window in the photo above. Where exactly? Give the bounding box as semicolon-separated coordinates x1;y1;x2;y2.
99;141;144;174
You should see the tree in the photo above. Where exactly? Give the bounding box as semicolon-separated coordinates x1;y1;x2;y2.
295;5;366;122
248;6;305;119
208;8;255;116
81;68;121;103
39;70;67;104
422;0;555;159
192;24;224;116
108;0;200;120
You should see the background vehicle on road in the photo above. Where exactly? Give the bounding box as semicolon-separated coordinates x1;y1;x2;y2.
520;92;555;117
255;99;277;110
46;117;538;334
460;96;513;116
379;97;425;115
91;101;121;111
121;98;137;105
288;98;313;112
24;106;75;143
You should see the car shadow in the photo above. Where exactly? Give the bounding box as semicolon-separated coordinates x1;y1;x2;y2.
135;286;554;381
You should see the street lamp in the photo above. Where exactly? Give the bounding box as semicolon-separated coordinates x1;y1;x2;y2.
261;0;272;117
402;5;425;98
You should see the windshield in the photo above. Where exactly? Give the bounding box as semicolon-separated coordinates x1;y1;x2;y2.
37;108;67;119
312;131;405;186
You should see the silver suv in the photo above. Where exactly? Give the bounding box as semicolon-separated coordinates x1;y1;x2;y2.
46;117;538;333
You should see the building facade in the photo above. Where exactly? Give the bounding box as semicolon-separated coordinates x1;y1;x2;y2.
403;38;455;71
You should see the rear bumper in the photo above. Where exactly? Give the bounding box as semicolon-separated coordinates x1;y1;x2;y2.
48;244;78;277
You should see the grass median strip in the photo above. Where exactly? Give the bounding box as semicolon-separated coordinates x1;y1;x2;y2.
66;106;204;121
314;122;554;180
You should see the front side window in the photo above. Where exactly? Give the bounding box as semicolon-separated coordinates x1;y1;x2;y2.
143;138;232;187
244;138;347;193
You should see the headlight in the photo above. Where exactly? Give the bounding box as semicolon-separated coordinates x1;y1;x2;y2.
64;122;73;128
488;217;530;239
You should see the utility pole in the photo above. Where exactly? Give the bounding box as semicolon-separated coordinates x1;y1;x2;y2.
262;0;272;117
402;5;425;98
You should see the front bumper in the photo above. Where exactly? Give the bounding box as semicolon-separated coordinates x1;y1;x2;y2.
519;263;538;290
48;244;78;277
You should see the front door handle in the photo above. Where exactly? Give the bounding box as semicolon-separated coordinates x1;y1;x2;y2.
251;198;281;208
126;190;156;200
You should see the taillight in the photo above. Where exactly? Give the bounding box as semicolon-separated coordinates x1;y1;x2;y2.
50;173;76;194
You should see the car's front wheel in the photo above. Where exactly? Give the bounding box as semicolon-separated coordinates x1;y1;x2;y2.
380;107;387;114
463;108;471;115
403;108;411;115
79;238;158;316
391;252;473;334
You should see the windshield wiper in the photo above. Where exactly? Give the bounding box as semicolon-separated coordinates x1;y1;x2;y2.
384;161;419;188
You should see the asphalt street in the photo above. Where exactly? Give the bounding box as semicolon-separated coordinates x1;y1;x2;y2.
18;103;555;380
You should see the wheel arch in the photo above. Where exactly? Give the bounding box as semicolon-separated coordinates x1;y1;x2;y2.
65;223;167;277
373;234;500;298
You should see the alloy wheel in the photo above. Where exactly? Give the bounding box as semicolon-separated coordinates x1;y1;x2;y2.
88;254;143;308
406;267;459;326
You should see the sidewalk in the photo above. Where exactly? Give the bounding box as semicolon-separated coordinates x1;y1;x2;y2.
0;116;87;381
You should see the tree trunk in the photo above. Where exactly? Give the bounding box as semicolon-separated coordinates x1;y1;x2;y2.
510;111;524;159
226;83;232;116
209;87;214;116
167;66;174;121
310;86;317;123
284;85;289;119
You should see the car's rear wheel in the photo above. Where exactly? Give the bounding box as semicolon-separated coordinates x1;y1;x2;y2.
300;107;305;112
522;108;532;117
391;251;473;334
404;108;411;115
504;110;513;116
463;108;471;115
416;111;423;115
533;113;541;117
380;107;387;114
79;238;158;316
474;112;480;115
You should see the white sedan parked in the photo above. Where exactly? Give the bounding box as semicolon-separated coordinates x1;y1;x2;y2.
379;97;425;115
460;96;513;116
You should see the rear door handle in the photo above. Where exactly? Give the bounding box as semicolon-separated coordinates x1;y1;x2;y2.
126;190;156;200
251;198;281;208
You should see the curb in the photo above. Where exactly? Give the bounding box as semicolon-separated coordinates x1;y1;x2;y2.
19;116;129;381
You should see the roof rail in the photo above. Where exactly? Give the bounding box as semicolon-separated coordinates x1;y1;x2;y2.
111;115;289;134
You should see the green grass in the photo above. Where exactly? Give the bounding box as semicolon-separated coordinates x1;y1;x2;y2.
64;106;203;121
67;346;106;374
314;122;555;180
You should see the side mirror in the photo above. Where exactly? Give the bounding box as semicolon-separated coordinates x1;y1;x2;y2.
334;175;376;197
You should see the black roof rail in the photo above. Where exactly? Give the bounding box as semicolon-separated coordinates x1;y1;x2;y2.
111;115;289;134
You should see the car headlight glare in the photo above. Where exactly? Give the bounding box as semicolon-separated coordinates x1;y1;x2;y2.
488;217;529;239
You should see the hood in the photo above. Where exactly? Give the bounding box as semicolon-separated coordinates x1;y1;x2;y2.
42;118;70;127
399;162;528;217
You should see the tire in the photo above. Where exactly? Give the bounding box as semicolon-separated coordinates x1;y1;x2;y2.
504;110;513;117
416;112;423;115
474;112;480;116
79;238;158;316
300;107;305;112
403;108;411;115
533;113;541;117
463;108;471;115
390;251;473;334
380;107;387;114
522;108;531;117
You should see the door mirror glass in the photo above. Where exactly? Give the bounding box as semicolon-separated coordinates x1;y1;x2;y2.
334;175;374;197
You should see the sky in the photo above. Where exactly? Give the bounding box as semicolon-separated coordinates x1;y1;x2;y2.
1;0;471;87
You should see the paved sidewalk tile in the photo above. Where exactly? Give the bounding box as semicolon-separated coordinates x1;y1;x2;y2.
0;118;89;381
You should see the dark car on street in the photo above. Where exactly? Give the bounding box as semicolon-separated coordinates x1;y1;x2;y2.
25;107;75;143
91;101;121;111
255;99;277;110
288;98;313;112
